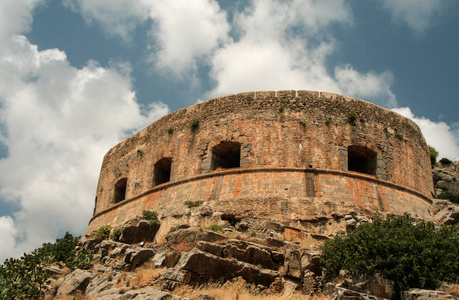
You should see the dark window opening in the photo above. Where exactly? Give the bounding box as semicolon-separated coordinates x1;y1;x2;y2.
114;178;127;203
211;141;241;170
154;157;172;186
348;145;377;175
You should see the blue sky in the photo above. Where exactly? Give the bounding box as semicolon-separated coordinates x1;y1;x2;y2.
1;0;459;261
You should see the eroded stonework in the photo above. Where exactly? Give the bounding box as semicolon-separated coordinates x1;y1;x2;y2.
85;90;434;240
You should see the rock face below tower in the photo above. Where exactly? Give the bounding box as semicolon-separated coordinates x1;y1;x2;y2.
85;90;434;241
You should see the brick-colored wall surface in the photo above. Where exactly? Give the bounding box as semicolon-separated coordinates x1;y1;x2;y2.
86;90;434;236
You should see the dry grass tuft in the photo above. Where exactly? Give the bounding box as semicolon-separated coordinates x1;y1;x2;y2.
175;279;330;300
447;284;459;297
131;264;165;287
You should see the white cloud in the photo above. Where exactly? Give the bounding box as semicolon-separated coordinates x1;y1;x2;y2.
65;0;230;75
0;216;17;257
392;107;459;160
63;0;150;41
206;0;397;108
335;64;396;108
0;0;44;48
147;0;230;74
0;35;169;260
378;0;446;32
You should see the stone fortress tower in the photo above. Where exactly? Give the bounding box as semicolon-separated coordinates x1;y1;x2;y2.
85;90;434;241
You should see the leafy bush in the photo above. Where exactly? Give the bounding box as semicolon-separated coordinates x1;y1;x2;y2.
429;145;439;166
185;200;204;208
278;106;285;113
190;119;200;130
167;127;174;134
206;224;224;232
320;214;459;291
440;157;453;165
325;118;332;125
93;225;111;241
0;232;93;299
142;210;160;223
395;132;404;140
347;111;358;124
299;120;306;126
0;250;50;299
111;228;122;242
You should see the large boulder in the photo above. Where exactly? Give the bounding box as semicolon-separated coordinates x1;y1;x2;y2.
176;248;278;287
120;219;160;244
223;239;276;270
284;248;321;279
164;227;226;251
124;247;156;266
403;288;459;300
433;199;459;225
56;269;94;297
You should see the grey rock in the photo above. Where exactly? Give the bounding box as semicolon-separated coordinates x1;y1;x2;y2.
125;248;156;266
152;250;166;268
223;239;276;269
177;248;277;287
403;288;459;300
120;219;161;244
433;199;459;225
196;241;224;257
56;269;95;297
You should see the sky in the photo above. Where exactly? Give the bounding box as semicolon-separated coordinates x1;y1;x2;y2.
0;0;459;261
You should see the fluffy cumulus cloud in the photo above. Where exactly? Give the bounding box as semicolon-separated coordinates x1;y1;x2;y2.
335;65;397;108
147;0;230;74
378;0;446;32
0;0;44;48
205;0;397;108
66;0;230;75
66;0;397;107
392;107;459;160
63;0;150;41
0;2;169;261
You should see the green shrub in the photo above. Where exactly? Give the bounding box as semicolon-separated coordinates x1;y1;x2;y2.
429;145;439;166
0;232;93;299
111;228;122;242
206;224;224;232
185;200;204;208
299;120;306;126
142;210;160;223
440;157;453;165
347;111;358;124
278;106;285;113
325;118;332;125
190;119;200;130
0;250;50;299
395;132;404;140
320;214;459;292
93;225;111;241
167;127;174;134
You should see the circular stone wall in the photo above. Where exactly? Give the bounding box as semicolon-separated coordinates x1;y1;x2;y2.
85;90;434;239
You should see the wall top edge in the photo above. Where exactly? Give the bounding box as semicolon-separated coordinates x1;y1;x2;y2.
105;90;421;157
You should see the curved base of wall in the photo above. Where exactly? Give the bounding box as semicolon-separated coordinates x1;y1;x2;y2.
86;167;433;240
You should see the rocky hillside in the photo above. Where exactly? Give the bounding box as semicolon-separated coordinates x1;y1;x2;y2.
45;194;459;299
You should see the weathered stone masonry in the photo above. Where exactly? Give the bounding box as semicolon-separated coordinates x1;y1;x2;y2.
86;90;434;239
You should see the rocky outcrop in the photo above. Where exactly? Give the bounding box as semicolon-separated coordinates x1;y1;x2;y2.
433;200;459;225
51;211;459;300
55;269;94;298
119;218;161;244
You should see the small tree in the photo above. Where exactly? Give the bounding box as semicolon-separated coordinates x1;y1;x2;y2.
429;145;439;167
